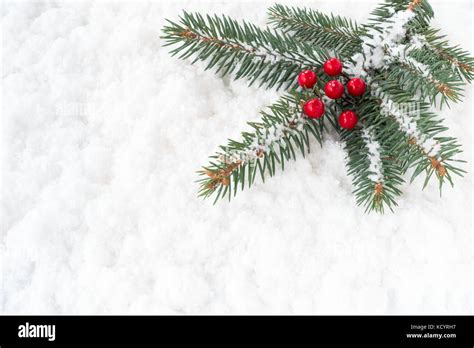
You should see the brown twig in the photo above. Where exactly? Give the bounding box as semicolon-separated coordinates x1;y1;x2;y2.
374;182;384;204
435;81;455;98
408;137;446;177
458;62;474;72
430;46;474;73
407;0;422;11
204;160;243;188
429;157;447;177
399;62;455;98
177;28;265;57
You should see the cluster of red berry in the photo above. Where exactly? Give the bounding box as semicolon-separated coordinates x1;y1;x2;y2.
297;58;366;130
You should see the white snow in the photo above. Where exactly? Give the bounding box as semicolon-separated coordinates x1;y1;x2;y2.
1;0;472;315
410;34;427;49
345;9;415;75
345;8;431;78
361;126;384;183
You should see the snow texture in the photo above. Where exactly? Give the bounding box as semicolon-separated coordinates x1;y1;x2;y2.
1;0;473;314
361;127;384;183
344;9;426;77
345;8;428;78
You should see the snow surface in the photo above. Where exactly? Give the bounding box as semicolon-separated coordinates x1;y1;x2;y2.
1;0;472;314
361;126;384;183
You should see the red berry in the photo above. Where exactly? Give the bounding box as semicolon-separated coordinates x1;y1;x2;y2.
298;70;317;89
303;98;325;119
338;110;358;129
323;58;343;76
324;80;344;99
347;78;366;96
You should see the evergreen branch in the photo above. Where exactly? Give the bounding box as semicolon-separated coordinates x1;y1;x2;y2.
267;4;363;58
368;82;465;188
404;137;464;190
388;59;463;106
322;96;405;213
266;1;467;106
369;0;433;28
341;122;404;214
163;1;471;212
403;42;466;91
343;87;464;205
198;92;324;202
362;1;461;106
418;28;474;82
387;5;474;84
161;11;330;90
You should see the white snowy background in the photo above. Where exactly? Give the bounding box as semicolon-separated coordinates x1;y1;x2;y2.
1;0;472;314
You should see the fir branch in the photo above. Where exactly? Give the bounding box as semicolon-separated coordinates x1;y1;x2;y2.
402;38;466;92
364;3;462;106
161;11;330;90
163;0;471;212
388;59;463;106
197;92;324;202
368;83;465;188
322;95;405;213
368;0;433;28
419;28;474;82
341;123;404;214
267;4;363;58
